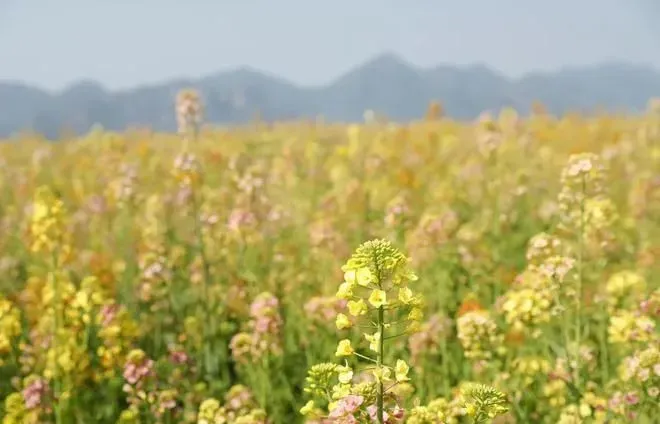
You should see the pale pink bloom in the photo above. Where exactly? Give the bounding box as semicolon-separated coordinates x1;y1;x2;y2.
22;378;48;409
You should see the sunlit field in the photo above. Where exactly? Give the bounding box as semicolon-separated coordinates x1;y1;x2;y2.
1;95;659;423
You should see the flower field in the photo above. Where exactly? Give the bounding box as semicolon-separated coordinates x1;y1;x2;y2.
0;96;659;423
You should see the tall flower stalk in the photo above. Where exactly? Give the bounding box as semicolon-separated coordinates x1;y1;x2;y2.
173;89;218;377
557;153;609;392
303;239;423;422
29;186;69;424
574;174;586;389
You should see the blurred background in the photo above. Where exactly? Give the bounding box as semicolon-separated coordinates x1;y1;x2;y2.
1;0;659;137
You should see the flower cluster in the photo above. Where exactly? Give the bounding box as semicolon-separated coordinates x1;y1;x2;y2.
176;89;203;138
29;186;69;256
606;270;647;312
137;251;172;304
383;193;410;229
122;349;155;395
108;163;139;208
557;153;618;253
96;302;139;381
197;385;268;424
406;396;465;424
457;310;504;361
608;310;656;345
558;153;606;206
525;232;563;264
0;295;21;365
173;151;202;189
500;286;553;332
620;344;660;387
230;292;283;363
509;356;551;388
641;288;660;317
3;375;52;424
460;383;509;424
120;349;183;420
406;209;459;265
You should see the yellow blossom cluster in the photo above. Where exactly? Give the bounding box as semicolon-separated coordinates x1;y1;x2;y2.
608;310;656;345
29;186;69;256
510;356;551;387
0;295;21;365
197;385;267;424
500;287;553;332
457;310;505;361
605;270;647;312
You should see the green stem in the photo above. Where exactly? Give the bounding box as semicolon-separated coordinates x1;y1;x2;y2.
574;175;586;390
189;162;216;379
377;305;385;424
552;288;571;369
354;352;378;364
440;338;451;396
50;252;63;424
599;317;609;384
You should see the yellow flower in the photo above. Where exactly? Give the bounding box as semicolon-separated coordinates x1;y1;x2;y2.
395;359;410;382
408;307;423;322
465;402;477;416
355;267;374;287
332;383;351;399
328;401;339;413
338;366;353;384
74;291;90;311
398;287;413;304
347;299;368;316
579;403;592;417
335;339;354;357
344;269;357;284
30;186;68;254
372;366;392;382
336;282;354;299
368;289;387;308
407;320;421;333
364;332;381;352
335;313;352;329
300;400;315;416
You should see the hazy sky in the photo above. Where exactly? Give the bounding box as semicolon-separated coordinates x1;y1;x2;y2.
1;0;658;90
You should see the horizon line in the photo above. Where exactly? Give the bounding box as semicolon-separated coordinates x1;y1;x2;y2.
1;52;658;95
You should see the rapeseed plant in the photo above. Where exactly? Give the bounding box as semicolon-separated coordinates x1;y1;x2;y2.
302;239;423;423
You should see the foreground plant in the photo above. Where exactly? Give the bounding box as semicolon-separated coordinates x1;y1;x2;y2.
301;239;511;423
302;239;422;422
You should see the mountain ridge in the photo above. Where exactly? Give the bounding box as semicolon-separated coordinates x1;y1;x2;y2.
2;53;660;138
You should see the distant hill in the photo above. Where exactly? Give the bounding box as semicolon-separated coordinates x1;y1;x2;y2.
2;53;660;138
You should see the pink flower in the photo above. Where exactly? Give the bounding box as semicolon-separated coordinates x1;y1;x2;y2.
367;404;389;422
123;358;154;386
342;395;364;414
329;395;364;419
608;391;623;409
168;346;189;365
22;378;48;409
100;304;119;327
227;208;256;232
389;405;405;421
624;391;640;406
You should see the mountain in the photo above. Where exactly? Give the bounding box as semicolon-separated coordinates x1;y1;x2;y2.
2;53;660;138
